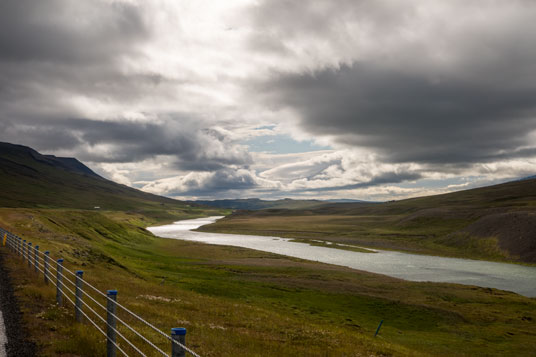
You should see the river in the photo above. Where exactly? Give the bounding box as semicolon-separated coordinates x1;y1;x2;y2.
148;216;536;297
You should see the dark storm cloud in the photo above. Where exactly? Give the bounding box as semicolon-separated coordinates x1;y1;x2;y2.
251;0;536;166
185;169;258;193
3;117;251;170
145;168;260;198
0;0;155;130
261;64;536;164
0;0;148;64
298;171;423;192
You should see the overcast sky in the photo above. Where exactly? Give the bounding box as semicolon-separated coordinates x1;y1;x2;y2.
1;0;536;201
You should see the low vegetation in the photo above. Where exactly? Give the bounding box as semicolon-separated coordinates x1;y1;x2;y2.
201;179;536;264
1;207;535;356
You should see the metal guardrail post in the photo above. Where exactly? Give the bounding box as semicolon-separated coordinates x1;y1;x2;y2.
75;270;84;323
34;245;39;273
106;290;118;357
56;259;64;306
22;240;26;260
27;242;32;267
171;328;187;357
44;251;50;284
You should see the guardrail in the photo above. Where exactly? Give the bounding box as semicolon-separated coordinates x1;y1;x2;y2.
1;228;201;357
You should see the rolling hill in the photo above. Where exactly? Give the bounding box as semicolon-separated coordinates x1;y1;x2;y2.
190;198;371;210
202;178;536;263
0;142;191;212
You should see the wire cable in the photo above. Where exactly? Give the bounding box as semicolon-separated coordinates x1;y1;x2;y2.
2;227;201;356
73;289;149;357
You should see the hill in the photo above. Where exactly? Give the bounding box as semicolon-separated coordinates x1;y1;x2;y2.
190;198;371;210
201;178;536;263
0;142;195;214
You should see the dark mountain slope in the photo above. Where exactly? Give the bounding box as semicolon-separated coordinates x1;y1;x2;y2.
0;142;187;210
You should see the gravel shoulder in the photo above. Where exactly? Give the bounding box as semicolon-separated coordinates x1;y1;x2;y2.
0;249;36;357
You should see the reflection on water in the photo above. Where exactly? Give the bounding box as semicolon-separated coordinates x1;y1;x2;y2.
148;216;536;297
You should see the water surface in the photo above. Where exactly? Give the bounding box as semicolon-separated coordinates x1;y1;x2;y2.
148;216;536;297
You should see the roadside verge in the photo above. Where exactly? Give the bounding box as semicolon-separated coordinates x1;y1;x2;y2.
0;249;36;356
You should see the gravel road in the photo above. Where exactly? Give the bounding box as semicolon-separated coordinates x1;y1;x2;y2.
0;249;36;356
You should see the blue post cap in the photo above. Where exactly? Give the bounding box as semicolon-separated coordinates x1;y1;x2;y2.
35;245;39;249
57;258;64;263
45;251;50;254
171;328;187;336
76;270;84;276
107;290;118;295
28;242;32;245
23;240;26;242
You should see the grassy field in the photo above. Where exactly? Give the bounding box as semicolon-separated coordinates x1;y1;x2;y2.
1;207;535;356
199;214;511;262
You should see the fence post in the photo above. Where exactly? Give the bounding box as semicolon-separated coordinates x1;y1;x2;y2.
34;245;39;273
22;240;26;260
106;290;118;357
171;328;187;357
56;259;64;306
374;320;384;337
27;242;32;267
75;271;84;323
44;251;50;284
17;237;21;256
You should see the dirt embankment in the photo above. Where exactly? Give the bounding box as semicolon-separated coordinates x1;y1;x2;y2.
462;211;536;262
0;249;36;356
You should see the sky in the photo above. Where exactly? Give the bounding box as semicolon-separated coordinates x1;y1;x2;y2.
1;0;536;201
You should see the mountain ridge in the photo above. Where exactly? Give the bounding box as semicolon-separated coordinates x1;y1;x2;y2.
190;198;372;210
0;142;187;210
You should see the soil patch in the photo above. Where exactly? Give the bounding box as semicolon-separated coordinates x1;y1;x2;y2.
462;211;536;262
0;249;36;356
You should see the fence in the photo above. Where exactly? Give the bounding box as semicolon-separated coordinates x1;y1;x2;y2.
0;227;201;357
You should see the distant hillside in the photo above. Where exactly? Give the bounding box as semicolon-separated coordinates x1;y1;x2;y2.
203;178;536;263
0;142;189;211
191;198;372;210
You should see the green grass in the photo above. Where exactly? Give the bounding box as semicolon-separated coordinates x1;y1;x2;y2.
200;209;533;264
1;207;535;356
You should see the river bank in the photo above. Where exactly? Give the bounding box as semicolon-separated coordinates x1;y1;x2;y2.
148;217;536;297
